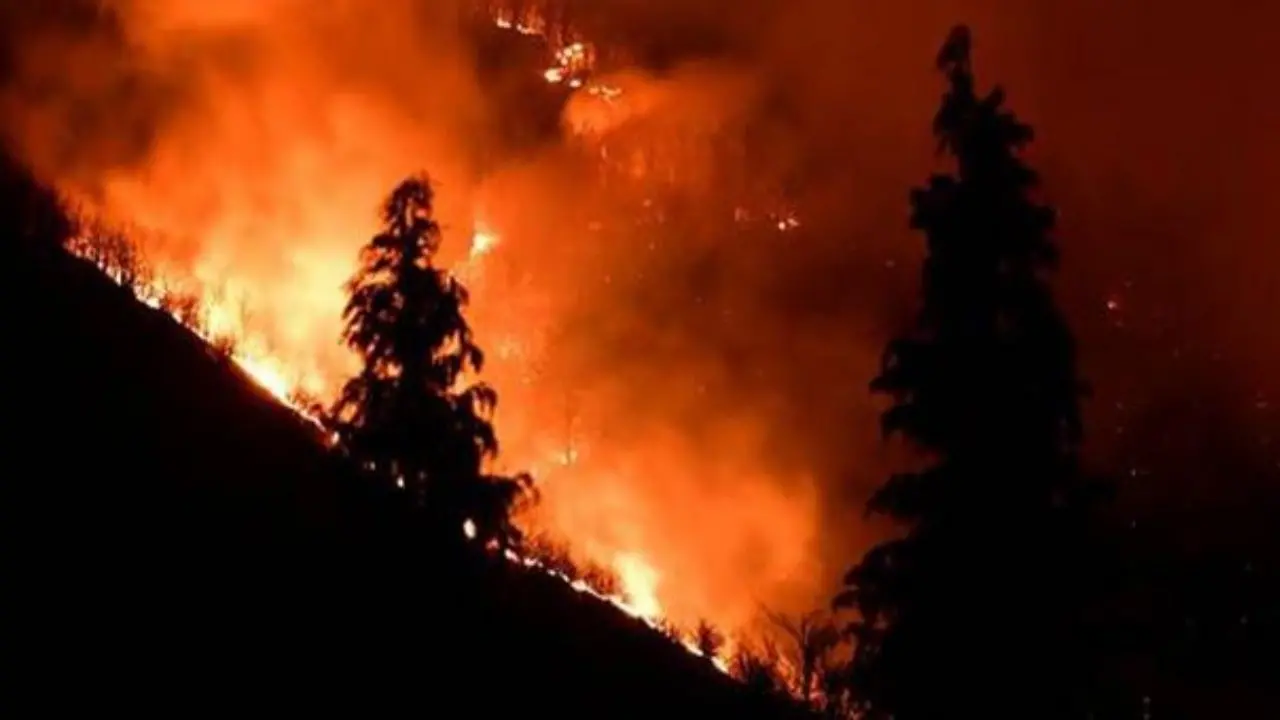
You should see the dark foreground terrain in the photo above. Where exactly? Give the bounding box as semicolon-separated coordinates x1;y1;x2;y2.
2;196;804;717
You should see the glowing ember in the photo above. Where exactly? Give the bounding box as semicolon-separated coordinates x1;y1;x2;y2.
587;84;624;103
497;542;732;676
489;9;620;101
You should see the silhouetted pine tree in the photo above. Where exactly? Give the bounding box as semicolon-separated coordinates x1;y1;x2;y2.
328;175;528;549
835;27;1104;719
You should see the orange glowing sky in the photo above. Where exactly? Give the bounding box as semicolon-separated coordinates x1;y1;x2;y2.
1;0;829;636
3;0;1279;637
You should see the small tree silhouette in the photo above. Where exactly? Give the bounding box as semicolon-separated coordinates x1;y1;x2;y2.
328;174;529;549
730;641;787;698
764;608;840;705
694;619;725;660
834;26;1105;719
160;289;204;330
68;215;151;294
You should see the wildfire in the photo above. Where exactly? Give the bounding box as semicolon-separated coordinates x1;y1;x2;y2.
500;545;733;675
44;0;822;700
66;218;734;666
613;551;663;620
233;350;296;402
491;6;620;100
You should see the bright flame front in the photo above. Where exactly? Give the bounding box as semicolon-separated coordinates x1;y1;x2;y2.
52;2;823;692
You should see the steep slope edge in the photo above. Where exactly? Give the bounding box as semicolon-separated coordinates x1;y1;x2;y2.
3;235;804;717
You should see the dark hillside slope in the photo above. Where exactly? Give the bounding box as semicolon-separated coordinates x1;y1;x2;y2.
3;236;805;717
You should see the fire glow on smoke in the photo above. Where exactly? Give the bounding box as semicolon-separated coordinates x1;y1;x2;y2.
74;219;698;657
48;0;824;662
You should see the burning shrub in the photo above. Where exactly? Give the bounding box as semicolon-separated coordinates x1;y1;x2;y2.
67;215;153;299
209;334;238;358
729;640;787;698
764;608;841;706
160;290;204;330
524;532;580;577
654;616;682;641
579;562;622;597
694;619;725;659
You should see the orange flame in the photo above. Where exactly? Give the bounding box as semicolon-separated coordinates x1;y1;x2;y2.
48;3;823;697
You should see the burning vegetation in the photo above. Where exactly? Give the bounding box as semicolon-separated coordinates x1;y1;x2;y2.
7;0;1279;716
64;165;811;693
47;2;834;691
50;17;1099;713
44;0;824;653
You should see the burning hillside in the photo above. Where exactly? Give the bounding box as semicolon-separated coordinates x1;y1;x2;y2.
8;0;1280;715
5;208;817;717
18;0;827;663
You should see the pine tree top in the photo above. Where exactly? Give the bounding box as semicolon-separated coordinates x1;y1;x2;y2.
871;26;1083;475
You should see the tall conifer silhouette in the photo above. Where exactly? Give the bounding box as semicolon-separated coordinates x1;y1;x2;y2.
329;175;528;549
836;27;1103;719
